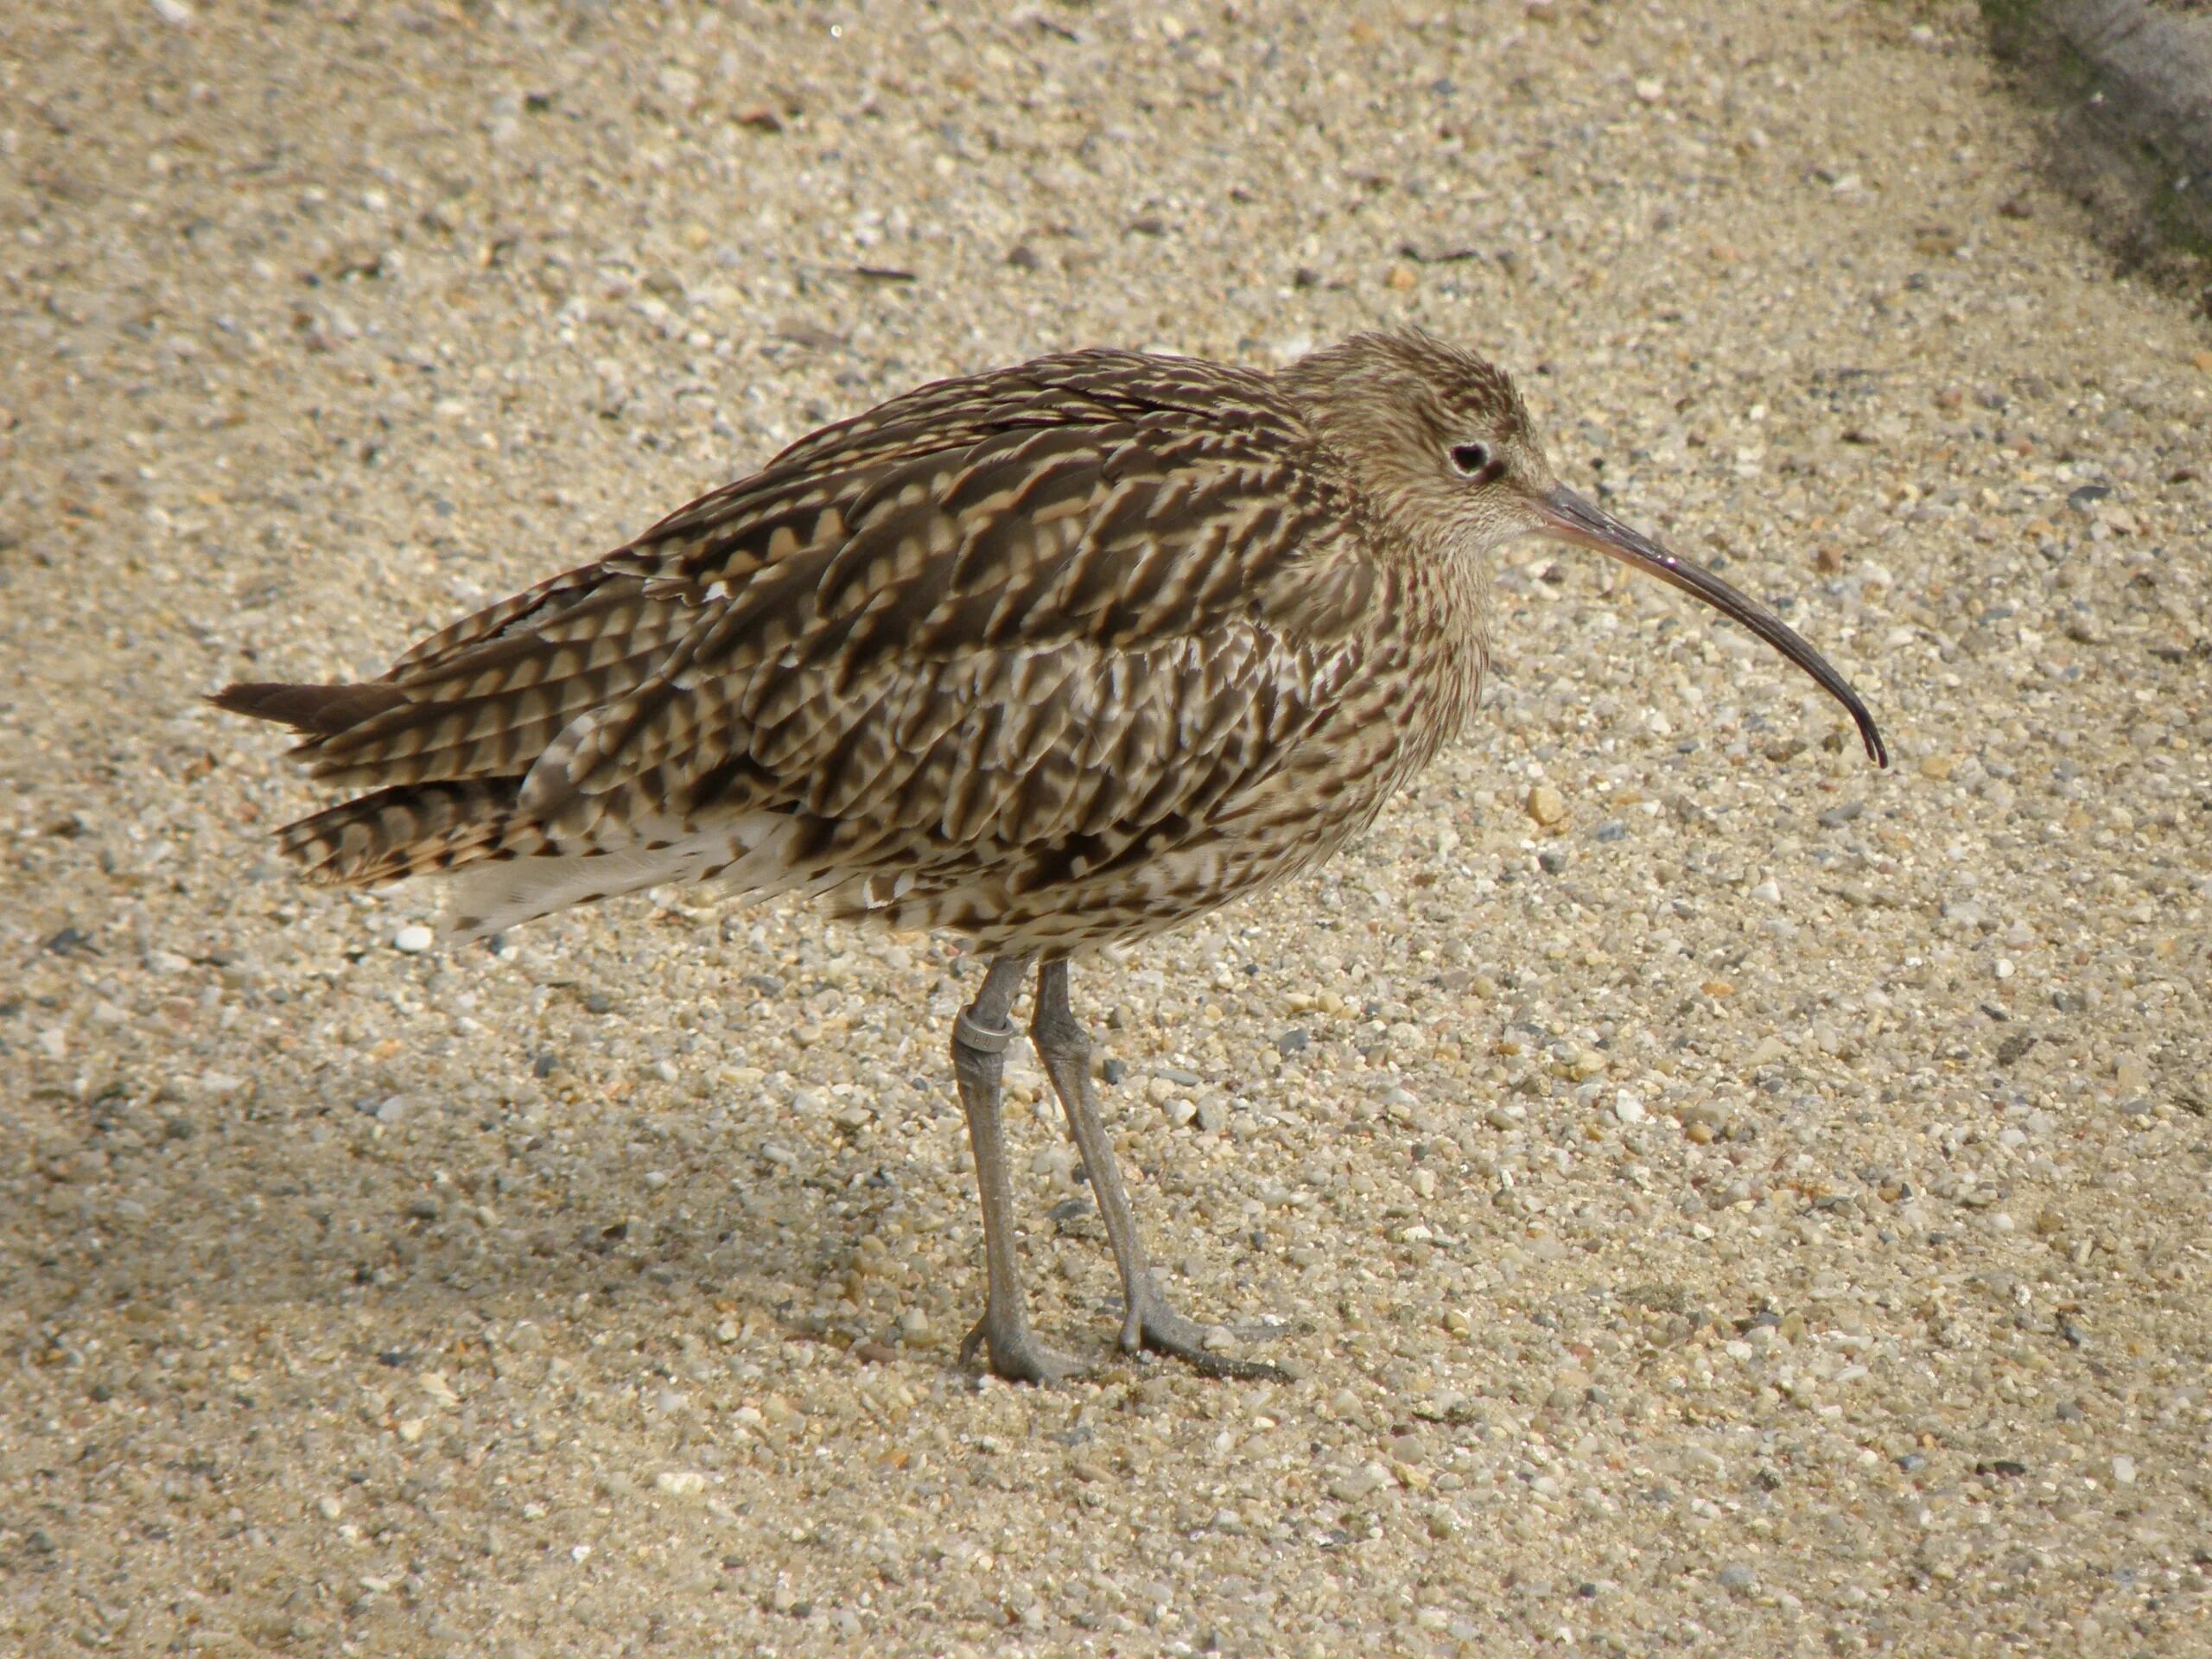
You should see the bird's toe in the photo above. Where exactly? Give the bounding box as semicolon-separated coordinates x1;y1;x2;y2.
1126;1287;1295;1382
961;1312;1091;1386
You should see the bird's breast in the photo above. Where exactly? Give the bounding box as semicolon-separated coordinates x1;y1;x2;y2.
1357;557;1490;764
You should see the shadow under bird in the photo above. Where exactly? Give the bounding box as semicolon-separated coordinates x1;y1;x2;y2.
215;330;1886;1383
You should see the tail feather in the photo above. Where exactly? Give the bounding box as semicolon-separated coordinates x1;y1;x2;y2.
213;678;538;889
213;677;807;939
209;680;410;736
273;779;541;887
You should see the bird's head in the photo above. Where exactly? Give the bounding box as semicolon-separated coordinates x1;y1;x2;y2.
1283;328;1886;766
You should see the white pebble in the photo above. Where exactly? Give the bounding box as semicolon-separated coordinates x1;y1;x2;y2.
393;924;434;954
1995;958;2015;979
2111;1456;2136;1486
1613;1091;1647;1125
654;1471;708;1497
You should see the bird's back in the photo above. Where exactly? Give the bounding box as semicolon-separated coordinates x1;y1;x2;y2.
216;347;1484;950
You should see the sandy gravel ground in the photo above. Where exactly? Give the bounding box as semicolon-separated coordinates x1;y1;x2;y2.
3;2;2209;1654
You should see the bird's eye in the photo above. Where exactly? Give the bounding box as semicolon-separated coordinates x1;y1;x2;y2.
1449;442;1495;478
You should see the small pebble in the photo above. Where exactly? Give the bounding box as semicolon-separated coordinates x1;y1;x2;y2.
1328;1463;1392;1502
392;924;434;954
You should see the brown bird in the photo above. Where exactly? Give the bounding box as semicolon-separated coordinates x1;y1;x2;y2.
214;330;1885;1383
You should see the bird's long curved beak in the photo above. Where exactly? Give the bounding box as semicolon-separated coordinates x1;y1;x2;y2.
1534;486;1888;767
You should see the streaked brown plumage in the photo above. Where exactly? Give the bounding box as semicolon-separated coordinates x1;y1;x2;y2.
216;330;1885;1382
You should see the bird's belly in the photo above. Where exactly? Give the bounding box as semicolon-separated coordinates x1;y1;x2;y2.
918;760;1401;955
938;829;1349;954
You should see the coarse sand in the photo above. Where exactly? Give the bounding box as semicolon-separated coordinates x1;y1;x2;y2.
2;2;2208;1654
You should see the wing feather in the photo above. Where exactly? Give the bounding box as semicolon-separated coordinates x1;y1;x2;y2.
242;348;1386;931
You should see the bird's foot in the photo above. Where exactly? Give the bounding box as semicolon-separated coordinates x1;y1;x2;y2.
1122;1282;1295;1382
960;1310;1090;1385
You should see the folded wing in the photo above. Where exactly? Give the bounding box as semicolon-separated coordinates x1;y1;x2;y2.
225;349;1382;939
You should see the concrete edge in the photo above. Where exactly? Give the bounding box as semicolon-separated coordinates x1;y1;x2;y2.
1980;0;2212;303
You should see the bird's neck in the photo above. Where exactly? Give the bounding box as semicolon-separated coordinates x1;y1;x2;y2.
1396;543;1492;750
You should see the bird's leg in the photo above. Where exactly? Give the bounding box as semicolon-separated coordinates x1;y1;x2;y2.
1031;959;1287;1382
952;951;1085;1384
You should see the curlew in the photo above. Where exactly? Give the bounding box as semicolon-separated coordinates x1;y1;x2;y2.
214;331;1885;1382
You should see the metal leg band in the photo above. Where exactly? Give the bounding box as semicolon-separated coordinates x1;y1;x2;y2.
953;1007;1017;1055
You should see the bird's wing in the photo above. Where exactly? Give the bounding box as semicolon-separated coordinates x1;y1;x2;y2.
297;351;1381;849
